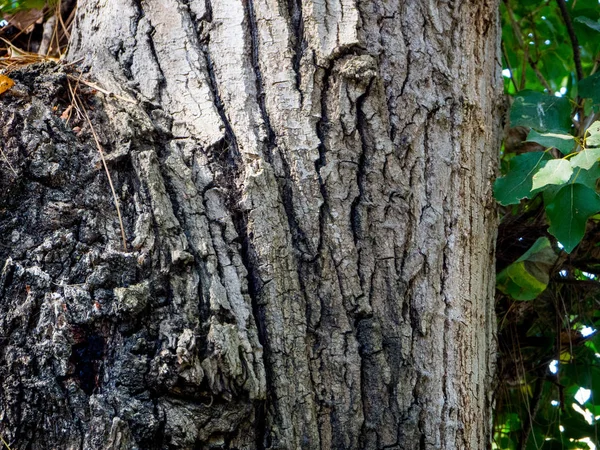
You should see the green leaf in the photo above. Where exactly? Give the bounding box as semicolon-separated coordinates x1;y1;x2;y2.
570;148;600;170
497;237;558;301
531;159;573;190
570;162;600;191
0;0;47;14
494;152;553;205
585;121;600;147
575;16;600;33
544;162;600;205
546;183;600;253
543;163;600;205
526;130;576;155
579;73;600;104
510;91;572;133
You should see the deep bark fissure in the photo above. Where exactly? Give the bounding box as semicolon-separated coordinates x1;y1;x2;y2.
201;45;241;161
286;0;305;101
140;28;167;106
244;0;277;157
350;78;374;247
314;62;332;263
245;0;316;267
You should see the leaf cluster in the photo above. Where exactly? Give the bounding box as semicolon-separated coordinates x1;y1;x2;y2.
495;1;600;449
0;0;51;15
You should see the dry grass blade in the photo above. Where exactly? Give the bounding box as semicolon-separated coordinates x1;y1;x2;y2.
0;37;57;70
75;96;128;251
66;75;83;122
0;434;11;450
0;146;18;177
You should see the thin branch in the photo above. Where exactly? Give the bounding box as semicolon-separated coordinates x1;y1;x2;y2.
551;278;600;287
556;0;584;81
66;76;83;120
528;56;553;93
590;52;600;76
504;0;552;92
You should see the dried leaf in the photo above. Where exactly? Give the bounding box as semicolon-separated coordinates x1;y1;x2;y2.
4;9;44;34
60;104;73;121
0;75;15;95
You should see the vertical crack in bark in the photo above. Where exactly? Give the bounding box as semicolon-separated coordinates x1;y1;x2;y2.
314;63;333;263
286;0;305;103
399;50;412;97
350;78;374;248
133;0;167;106
203;0;213;22
351;78;376;448
184;0;241;161
201;46;241;161
440;243;452;445
244;0;276;158
230;209;268;450
245;0;311;263
246;0;320;276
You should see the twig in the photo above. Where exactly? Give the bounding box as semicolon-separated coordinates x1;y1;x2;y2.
556;0;583;81
552;278;600;287
56;0;71;41
590;52;600;76
520;45;528;91
555;0;587;135
66;76;84;120
61;57;84;67
77;98;128;250
528;57;553;93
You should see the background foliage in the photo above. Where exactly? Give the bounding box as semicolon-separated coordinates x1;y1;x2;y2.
0;0;47;14
496;0;600;448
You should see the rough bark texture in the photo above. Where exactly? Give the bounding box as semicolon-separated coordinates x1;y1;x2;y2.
0;0;502;448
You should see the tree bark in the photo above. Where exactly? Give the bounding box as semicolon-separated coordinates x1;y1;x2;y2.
0;0;502;448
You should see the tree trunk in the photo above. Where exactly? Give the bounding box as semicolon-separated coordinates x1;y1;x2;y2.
0;0;502;448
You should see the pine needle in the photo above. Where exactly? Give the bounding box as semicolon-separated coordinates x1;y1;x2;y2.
66;74;136;104
0;36;56;69
0;146;18;177
0;433;12;450
66;75;83;121
76;96;128;251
